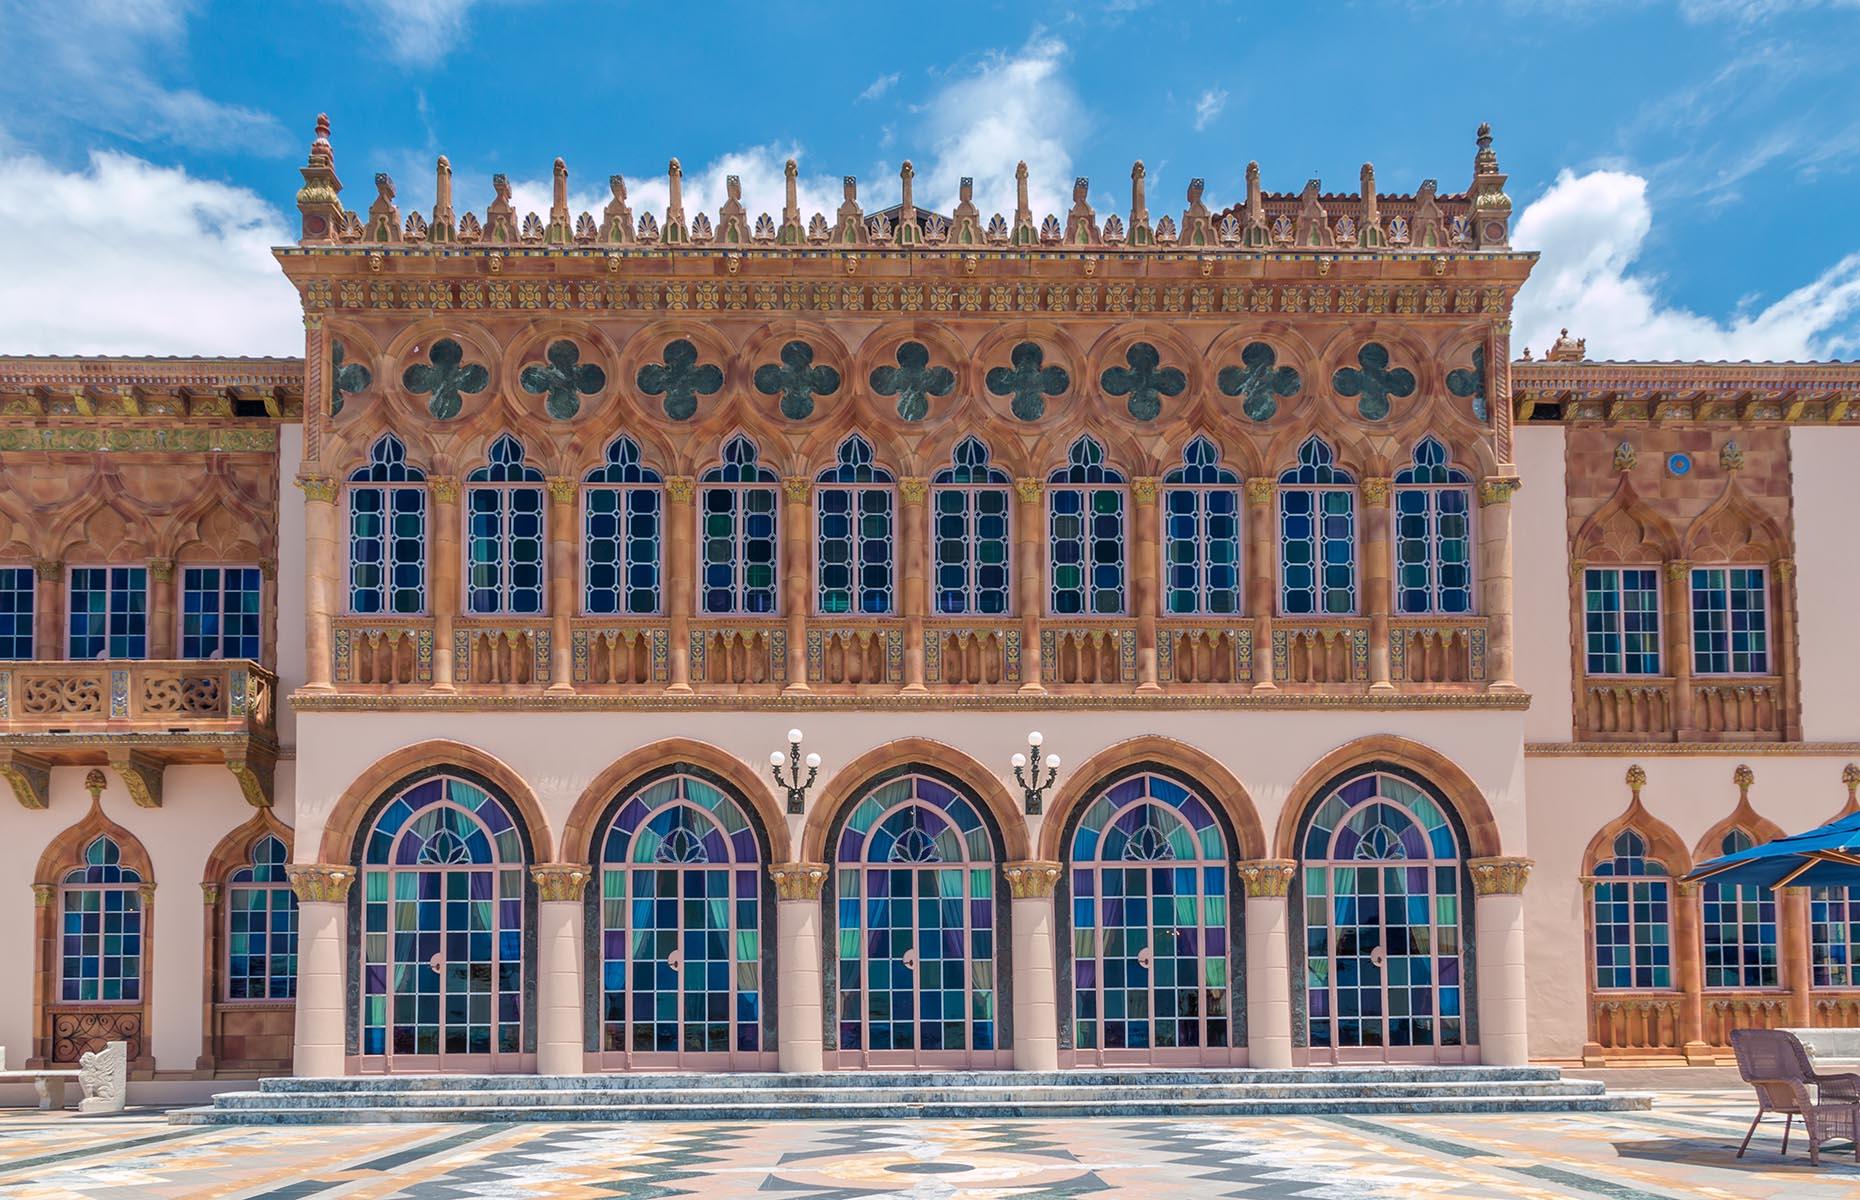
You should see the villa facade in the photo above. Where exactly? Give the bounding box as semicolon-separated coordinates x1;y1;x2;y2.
1;118;1857;1091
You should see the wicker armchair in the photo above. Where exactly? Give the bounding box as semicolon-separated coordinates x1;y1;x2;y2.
1729;1028;1860;1166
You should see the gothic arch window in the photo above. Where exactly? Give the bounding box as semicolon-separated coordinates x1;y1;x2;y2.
60;836;145;1004
1392;437;1473;616
225;834;298;1001
1278;436;1356;615
1588;830;1673;990
931;437;1012;616
815;434;895;615
1048;436;1126;615
1162;436;1242;616
1701;828;1779;989
700;435;779;615
465;434;545;615
583;436;663;616
347;433;427;615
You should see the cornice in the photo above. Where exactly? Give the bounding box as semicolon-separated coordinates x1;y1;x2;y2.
0;357;303;390
290;688;1532;713
0;426;282;452
1513;358;1860;426
1525;740;1860;757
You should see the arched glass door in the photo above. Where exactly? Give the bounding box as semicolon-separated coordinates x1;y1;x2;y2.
1067;773;1235;1064
1301;770;1467;1064
596;773;770;1069
357;775;528;1071
832;773;1006;1067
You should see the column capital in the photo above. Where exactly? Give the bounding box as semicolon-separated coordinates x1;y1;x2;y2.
1663;559;1691;583
428;475;460;505
287;863;356;903
1477;477;1521;507
899;477;929;505
201;882;221;906
32;882;54;907
1236;859;1297;898
530;863;592;900
148;557;175;583
1359;477;1391;508
769;862;830;901
782;476;811;503
1130;477;1159;506
1014;477;1043;503
1775;557;1795;581
1244;477;1275;506
33;558;63;580
1004;860;1063;898
665;476;695;503
296;475;340;504
546;477;577;505
1468;855;1534;896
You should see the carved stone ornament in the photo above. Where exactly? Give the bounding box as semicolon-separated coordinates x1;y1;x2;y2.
547;477;577;505
1478;477;1520;507
77;1040;128;1114
1014;478;1043;504
769;862;829;901
1237;859;1297;898
1468;856;1534;896
665;476;695;503
287;863;356;903
1613;441;1637;472
148;557;175;583
782;476;811;504
296;475;340;504
1244;477;1276;506
428;475;460;504
530;863;591;901
1359;477;1391;507
899;477;929;505
1130;477;1159;506
1004;860;1063;899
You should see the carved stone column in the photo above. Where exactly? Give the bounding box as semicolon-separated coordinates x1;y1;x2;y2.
1131;478;1160;690
196;882;221;1072
33;559;62;660
1478;478;1520;691
1774;559;1800;740
287;864;355;1077
1664;559;1693;735
1361;478;1393;690
1469;856;1532;1066
1244;479;1276;689
297;478;339;690
1674;879;1712;1063
665;477;694;691
148;558;176;659
1005;861;1062;1070
546;478;577;694
1014;478;1044;692
429;476;460;692
782;477;810;692
899;478;929;691
770;863;829;1072
1237;860;1296;1068
531;864;590;1074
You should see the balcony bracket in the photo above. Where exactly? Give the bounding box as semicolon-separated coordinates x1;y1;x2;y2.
107;749;164;809
0;749;51;809
224;742;277;809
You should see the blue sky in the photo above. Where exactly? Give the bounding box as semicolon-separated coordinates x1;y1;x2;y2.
2;0;1857;361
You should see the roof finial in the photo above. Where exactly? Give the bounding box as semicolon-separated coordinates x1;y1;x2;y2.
777;158;802;245
430;155;455;243
835;174;865;244
295;112;344;242
1128;160;1152;246
1065;175;1097;245
545;157;571;246
1625;763;1646;799
1734;763;1755;799
663;157;687;244
1241;160;1267;247
1359;162;1384;248
895;160;919;247
600;173;633;244
1012;160;1035;246
1469;121;1512;248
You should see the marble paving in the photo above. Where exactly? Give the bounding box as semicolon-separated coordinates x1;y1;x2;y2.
0;1089;1854;1199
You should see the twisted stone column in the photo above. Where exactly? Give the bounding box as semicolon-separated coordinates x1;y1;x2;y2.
770;863;829;1072
1238;860;1296;1068
1006;861;1062;1070
297;478;340;690
287;864;355;1077
532;864;590;1075
1469;856;1532;1066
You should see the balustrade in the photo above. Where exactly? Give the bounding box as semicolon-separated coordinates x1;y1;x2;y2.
571;623;669;686
1704;993;1791;1047
1157;622;1253;685
1040;624;1137;686
1589;993;1683;1057
332;619;434;686
2;660;275;735
1692;677;1783;738
806;623;903;687
1271;620;1370;685
689;620;786;687
1811;994;1860;1027
923;621;1021;688
454;621;550;686
1582;679;1676;738
1389;618;1487;685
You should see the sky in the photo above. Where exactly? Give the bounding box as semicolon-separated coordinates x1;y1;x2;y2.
1;0;1857;362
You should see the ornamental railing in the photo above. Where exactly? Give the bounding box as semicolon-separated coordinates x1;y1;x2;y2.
1390;617;1488;685
1271;618;1371;686
333;617;436;686
1;659;275;735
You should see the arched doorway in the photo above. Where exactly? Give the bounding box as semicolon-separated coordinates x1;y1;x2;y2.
351;771;534;1072
589;769;774;1070
1296;767;1471;1064
1060;770;1241;1065
826;769;1010;1068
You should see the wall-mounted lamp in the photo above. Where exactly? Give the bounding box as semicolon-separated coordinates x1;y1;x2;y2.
1012;731;1061;815
771;728;821;815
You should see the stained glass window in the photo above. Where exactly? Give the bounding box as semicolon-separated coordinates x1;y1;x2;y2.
1162;436;1242;616
67;566;148;659
181;566;263;659
599;774;764;1057
1068;773;1230;1053
835;774;998;1055
1584;567;1661;675
700;436;779;615
1702;829;1779;989
60;836;143;1003
227;835;297;1000
348;434;427;615
1278;436;1356;615
1393;437;1472;615
1590;831;1672;989
0;566;35;659
816;434;895;615
1691;566;1769;675
583;436;662;615
931;437;1012;616
1302;771;1462;1051
1811;886;1860;988
360;776;525;1058
1049;436;1126;615
466;435;546;615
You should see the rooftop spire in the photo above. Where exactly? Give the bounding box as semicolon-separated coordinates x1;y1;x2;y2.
663;158;687;243
778;158;802;245
295;113;344;241
430;155;455;243
545;157;571;246
1012;160;1034;246
1469;121;1512;248
1128;160;1152;246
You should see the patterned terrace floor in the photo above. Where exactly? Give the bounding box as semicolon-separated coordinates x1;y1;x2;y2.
0;1089;1854;1199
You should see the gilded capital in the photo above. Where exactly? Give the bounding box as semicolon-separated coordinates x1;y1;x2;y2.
288;863;356;903
1663;559;1690;583
769;862;829;901
1130;477;1159;506
1468;856;1534;896
1478;477;1520;507
1244;477;1275;506
201;883;221;906
1359;477;1391;508
899;478;929;506
665;476;695;503
1775;558;1795;582
1014;477;1043;504
782;476;812;503
1236;859;1297;898
428;475;460;504
148;557;175;583
33;559;63;581
32;883;54;907
1004;860;1063;899
530;863;591;901
296;475;340;504
546;477;577;505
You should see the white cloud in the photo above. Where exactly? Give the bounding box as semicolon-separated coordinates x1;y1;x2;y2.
916;36;1082;220
1513;168;1860;361
1193;87;1228;132
1679;0;1860;20
350;0;486;64
858;73;901;102
0;149;302;356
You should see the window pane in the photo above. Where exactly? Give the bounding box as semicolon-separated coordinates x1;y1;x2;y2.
68;566;148;659
0;566;35;659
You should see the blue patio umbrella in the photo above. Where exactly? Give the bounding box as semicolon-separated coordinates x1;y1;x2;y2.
1684;810;1860;889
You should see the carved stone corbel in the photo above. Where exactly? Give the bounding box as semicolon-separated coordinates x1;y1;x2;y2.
108;749;164;809
224;741;277;808
0;749;51;809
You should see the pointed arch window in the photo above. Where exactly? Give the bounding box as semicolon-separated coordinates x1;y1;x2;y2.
1811;884;1860;988
1689;567;1768;675
1048;436;1126;615
1162;436;1242;616
1393;437;1473;615
347;434;427;614
1278;436;1356;615
465;435;546;615
60;836;144;1002
932;437;1012;616
1701;829;1779;989
583;436;662;615
225;834;297;1000
700;435;779;615
1589;830;1673;990
816;434;895;615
